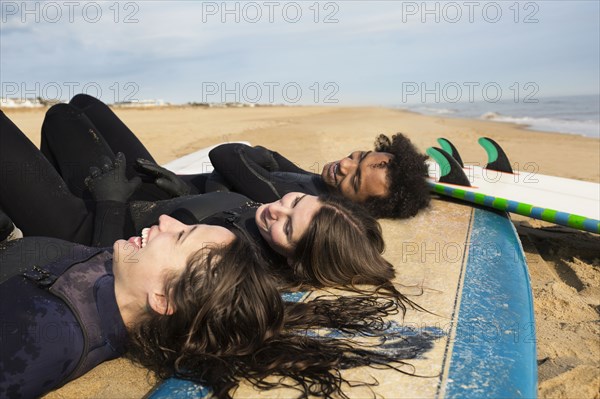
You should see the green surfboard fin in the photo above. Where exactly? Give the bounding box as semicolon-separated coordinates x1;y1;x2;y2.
437;138;464;167
427;147;471;187
478;137;513;173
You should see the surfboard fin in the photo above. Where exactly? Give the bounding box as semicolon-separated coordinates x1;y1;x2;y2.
436;138;464;167
478;137;513;173
426;147;471;187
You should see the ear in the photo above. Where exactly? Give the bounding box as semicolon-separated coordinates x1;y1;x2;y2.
148;292;174;315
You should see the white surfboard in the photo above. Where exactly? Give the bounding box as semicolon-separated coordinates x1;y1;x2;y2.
427;144;600;234
428;161;600;219
162;141;251;174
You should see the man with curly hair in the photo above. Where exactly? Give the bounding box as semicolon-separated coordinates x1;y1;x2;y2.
196;133;431;219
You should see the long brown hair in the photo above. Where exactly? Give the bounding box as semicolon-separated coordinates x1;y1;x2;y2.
127;231;284;385
127;231;420;397
288;194;419;314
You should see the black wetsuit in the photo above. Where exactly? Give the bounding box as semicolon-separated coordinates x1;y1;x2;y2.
0;108;281;260
208;143;330;203
0;110;116;246
0;238;127;399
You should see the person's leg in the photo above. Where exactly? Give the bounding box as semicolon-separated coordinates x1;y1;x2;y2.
69;94;212;195
41;103;116;198
41;101;170;201
0;111;94;243
69;93;156;163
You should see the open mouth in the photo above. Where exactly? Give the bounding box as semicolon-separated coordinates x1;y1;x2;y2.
126;227;150;249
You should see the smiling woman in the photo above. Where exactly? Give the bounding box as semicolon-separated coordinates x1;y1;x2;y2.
0;226;270;398
112;216;236;324
252;192;410;306
254;193;321;256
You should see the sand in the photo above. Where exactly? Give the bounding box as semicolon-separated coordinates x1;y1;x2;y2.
4;105;599;398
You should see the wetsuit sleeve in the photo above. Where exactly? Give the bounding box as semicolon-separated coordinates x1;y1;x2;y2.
92;201;129;247
208;144;308;203
253;145;307;174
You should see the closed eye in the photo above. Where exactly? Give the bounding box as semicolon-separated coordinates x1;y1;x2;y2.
175;231;184;246
285;195;306;243
178;226;198;245
353;151;369;193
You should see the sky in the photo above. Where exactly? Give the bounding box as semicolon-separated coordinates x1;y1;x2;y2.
1;1;599;106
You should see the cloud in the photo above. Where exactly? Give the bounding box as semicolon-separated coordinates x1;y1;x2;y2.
1;1;598;104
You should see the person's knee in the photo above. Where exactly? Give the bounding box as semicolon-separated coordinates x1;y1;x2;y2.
70;93;102;109
44;103;78;120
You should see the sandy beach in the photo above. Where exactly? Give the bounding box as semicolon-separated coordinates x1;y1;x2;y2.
4;105;599;398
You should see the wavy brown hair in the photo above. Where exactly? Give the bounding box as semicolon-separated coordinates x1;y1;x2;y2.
127;231;420;398
287;194;421;315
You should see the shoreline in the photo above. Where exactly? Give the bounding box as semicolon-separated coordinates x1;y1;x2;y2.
397;107;599;140
5;102;600;139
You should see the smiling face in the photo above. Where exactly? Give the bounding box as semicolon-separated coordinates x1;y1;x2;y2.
112;215;235;320
254;192;322;257
321;151;393;202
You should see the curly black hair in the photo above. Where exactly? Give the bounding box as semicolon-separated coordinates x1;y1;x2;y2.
362;133;430;219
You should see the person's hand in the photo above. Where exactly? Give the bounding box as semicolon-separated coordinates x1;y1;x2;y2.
84;152;141;202
135;158;196;197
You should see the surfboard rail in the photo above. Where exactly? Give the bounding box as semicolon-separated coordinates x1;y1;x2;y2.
428;179;600;234
436;207;537;398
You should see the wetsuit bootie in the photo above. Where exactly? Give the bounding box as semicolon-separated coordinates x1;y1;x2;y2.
0;211;22;243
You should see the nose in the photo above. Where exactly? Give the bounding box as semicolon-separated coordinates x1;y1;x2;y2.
267;201;291;220
338;155;357;175
158;214;184;232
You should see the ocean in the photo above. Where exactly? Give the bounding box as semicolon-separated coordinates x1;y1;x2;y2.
402;94;599;139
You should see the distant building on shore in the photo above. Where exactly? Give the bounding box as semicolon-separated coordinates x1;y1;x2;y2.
187;102;258;108
0;98;45;108
0;97;283;109
112;99;169;108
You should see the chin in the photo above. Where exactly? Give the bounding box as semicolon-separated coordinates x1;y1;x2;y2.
258;228;269;244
